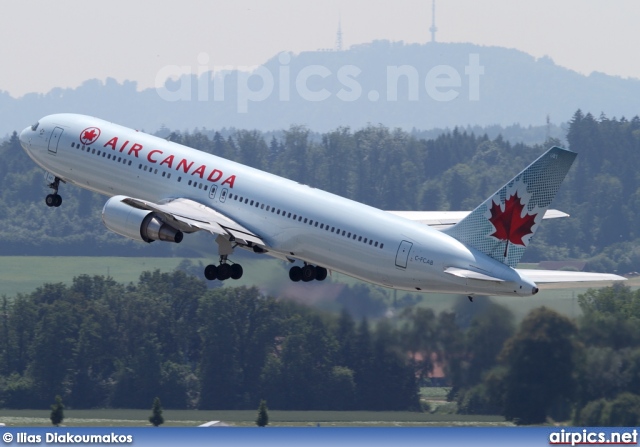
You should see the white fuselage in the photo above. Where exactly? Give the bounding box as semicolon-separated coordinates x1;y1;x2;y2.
19;114;538;296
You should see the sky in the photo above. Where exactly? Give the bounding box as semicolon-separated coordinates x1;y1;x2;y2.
2;0;639;97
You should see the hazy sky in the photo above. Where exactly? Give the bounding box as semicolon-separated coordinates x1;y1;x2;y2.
2;0;639;97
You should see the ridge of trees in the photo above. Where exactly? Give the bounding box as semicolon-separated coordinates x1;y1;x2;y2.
1;110;638;271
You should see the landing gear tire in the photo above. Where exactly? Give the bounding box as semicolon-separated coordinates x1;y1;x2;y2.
46;194;62;208
231;264;243;280
289;266;302;282
301;265;316;282
315;267;328;281
204;264;218;281
218;263;232;281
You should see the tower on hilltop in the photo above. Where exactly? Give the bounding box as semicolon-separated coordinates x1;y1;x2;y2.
429;0;438;43
336;18;343;51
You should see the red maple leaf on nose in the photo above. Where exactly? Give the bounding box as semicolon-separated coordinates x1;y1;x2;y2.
82;129;97;142
488;192;537;247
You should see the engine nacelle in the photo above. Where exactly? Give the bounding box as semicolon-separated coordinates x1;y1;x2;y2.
102;196;183;243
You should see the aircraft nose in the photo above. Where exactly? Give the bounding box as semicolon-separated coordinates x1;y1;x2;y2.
19;126;31;149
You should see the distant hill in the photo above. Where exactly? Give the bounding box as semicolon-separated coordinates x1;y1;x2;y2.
1;40;639;135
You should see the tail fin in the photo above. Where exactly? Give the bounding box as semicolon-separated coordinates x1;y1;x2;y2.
443;146;577;267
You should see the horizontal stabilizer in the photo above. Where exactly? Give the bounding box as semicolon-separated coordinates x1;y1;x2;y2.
444;267;506;282
388;209;569;230
516;269;627;283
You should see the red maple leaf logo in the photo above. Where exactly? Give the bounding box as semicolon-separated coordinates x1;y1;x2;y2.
488;192;537;248
79;127;100;145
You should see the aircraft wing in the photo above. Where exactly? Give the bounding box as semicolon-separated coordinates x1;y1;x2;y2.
388;209;569;230
121;197;266;247
516;269;627;283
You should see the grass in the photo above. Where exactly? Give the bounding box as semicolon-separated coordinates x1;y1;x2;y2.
0;257;195;297
0;408;508;427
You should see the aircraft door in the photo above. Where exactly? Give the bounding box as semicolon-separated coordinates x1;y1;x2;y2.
48;127;64;154
208;185;218;200
220;188;228;203
395;240;413;269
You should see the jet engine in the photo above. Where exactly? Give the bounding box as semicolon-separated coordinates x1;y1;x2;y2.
102;196;183;243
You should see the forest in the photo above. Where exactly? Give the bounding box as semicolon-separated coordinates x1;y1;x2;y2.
0;109;639;272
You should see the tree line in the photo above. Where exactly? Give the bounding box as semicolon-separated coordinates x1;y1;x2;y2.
1;109;639;272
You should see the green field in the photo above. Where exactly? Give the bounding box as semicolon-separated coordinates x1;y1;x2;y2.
0;408;508;427
0;256;636;322
0;257;194;297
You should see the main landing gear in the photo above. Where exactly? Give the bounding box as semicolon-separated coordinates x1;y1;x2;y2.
289;264;328;282
204;256;244;281
45;177;62;207
204;235;244;282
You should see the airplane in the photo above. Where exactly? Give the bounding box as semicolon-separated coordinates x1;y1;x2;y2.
18;114;625;299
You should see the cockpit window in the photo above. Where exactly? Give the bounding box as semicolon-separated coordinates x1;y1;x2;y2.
31;122;39;131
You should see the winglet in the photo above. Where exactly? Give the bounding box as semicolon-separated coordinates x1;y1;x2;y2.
443;147;577;267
